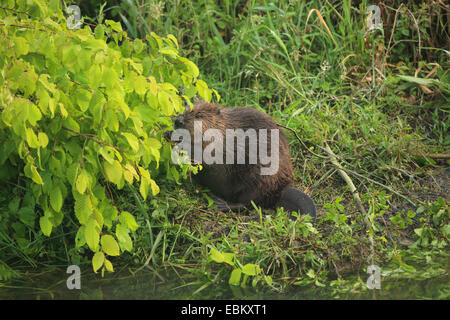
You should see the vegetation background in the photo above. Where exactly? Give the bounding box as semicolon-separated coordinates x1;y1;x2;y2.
0;0;448;299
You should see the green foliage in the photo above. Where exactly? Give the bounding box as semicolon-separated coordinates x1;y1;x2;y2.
382;198;449;282
209;248;272;288
0;0;215;275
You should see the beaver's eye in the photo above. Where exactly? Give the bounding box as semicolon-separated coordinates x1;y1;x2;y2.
195;113;202;119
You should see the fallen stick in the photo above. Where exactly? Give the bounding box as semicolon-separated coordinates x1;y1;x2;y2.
324;143;368;217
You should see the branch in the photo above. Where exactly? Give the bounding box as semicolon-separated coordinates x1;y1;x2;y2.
279;124;328;159
324;143;368;217
62;126;125;153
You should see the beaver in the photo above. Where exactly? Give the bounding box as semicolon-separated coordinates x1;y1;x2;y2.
170;101;316;219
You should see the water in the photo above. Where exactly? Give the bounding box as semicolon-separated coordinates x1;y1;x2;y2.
0;267;448;300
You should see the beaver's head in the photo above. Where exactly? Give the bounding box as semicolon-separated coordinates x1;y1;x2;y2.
174;102;223;135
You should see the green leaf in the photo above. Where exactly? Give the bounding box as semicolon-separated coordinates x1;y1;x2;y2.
104;107;119;131
49;185;63;212
137;104;158;123
85;218;100;252
75;169;89;194
75;89;92;112
242;264;260;276
94;24;104;39
77;49;92;71
139;177;149;200
119;211;139;231
222;252;235;266
8;197;20;213
75;226;86;247
210;248;224;263
264;275;273;286
104;160;123;185
397;75;438;87
150;179;160;196
27;102;42;126
18;207;35;228
122;133;139;153
89;90;105;124
414;228;423;237
84;39;107;51
115;223;132;252
306;269;315;278
38;132;49;148
92;251;104;273
133;38;144;53
159;47;178;58
167;34;179;49
229;269;241;286
74;193;91;225
442;224;450;237
157;91;172;115
103;205;118;229
196;80;212;102
134;75;147;95
98;146;115;164
24;163;43;185
101;234;120;256
104;259;114;272
39;216;53;236
105;19;123;33
14;36;29;56
25;127;40;148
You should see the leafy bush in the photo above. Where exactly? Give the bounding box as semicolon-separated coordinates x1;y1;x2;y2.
0;0;215;275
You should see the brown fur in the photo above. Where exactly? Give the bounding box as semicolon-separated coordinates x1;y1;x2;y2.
175;101;295;209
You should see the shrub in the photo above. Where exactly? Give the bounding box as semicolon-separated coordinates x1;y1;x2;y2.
0;0;215;275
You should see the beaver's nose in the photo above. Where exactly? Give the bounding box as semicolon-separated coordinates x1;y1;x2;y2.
175;115;184;127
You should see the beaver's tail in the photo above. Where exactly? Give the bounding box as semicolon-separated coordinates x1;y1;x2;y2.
275;187;316;220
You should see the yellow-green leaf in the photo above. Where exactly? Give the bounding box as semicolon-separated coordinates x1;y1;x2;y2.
39;216;53;236
85;218;100;252
74;193;91;225
25;127;40;148
38;132;49;148
242;264;260;276
104;160;123;185
122;133;139;153
134;75;147;95
104;259;114;272
92;251;104;273
229;269;242;286
50;185;63;212
24;163;44;185
119;211;139;231
150;179;160;196
139;177;149;200
14;36;29;56
75;169;88;194
101;234;120;256
210;248;224;263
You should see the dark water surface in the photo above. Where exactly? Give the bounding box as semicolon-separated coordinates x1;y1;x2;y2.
0;267;448;300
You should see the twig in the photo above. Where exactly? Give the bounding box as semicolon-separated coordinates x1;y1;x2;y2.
324;143;375;267
62;126;126;153
337;165;417;208
0;6;32;17
386;164;420;187
418;153;450;160
282;126;417;208
324;143;368;217
279;124;328;159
